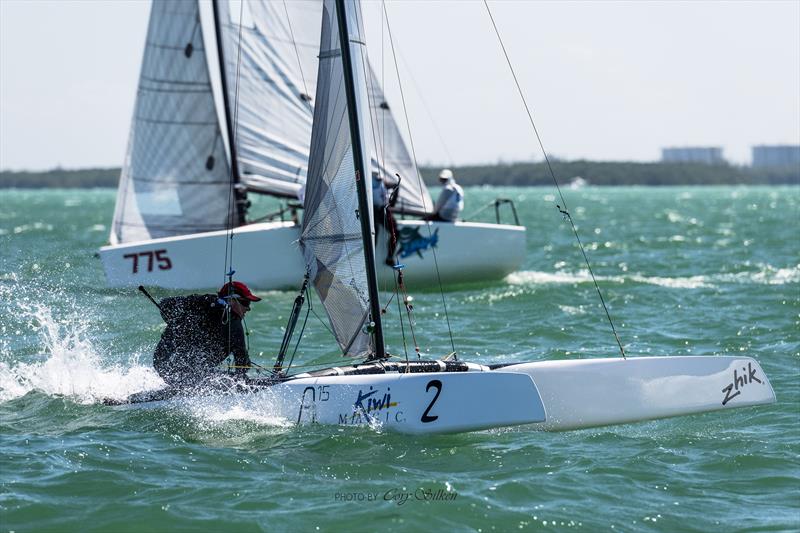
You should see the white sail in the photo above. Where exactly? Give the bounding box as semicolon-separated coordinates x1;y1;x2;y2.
300;0;376;357
367;64;433;216
111;0;234;245
217;0;431;212
216;0;322;199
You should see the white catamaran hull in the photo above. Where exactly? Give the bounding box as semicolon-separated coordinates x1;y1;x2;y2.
503;356;776;430
114;356;774;435
99;220;526;290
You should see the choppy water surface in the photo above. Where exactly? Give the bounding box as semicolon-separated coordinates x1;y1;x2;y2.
1;186;798;531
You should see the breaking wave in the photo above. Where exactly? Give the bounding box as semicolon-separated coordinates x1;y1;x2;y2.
0;291;293;430
0;303;162;404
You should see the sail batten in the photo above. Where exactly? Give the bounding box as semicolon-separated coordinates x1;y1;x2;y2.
111;0;433;249
111;0;233;245
217;0;322;198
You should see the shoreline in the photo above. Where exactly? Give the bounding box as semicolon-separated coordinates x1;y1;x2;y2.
1;161;797;188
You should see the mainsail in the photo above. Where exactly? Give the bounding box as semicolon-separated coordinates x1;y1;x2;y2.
300;0;377;357
111;0;234;245
216;0;431;212
111;0;432;247
216;0;322;199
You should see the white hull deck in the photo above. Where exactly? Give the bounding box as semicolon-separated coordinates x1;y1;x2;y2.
99;220;526;290
112;356;775;435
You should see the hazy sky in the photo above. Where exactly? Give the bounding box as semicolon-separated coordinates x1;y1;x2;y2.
1;0;798;171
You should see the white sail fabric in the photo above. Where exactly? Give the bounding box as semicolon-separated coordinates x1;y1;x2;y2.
300;0;376;357
217;0;322;199
367;65;433;216
216;0;430;212
111;0;234;245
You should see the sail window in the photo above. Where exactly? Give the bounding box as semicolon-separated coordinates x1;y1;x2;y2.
137;189;183;216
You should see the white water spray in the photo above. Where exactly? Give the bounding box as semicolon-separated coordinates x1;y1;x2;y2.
0;303;163;404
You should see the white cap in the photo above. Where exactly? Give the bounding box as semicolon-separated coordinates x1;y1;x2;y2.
438;168;453;180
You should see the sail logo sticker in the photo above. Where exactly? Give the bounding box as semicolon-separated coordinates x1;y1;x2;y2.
397;227;439;259
721;362;763;406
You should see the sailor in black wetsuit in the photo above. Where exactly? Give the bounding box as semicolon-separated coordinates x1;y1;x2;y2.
153;281;261;388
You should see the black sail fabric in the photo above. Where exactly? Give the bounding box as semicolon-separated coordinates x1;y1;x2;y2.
299;0;376;358
111;0;234;244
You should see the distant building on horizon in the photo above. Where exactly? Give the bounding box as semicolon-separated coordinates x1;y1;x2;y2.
661;147;725;165
751;145;800;168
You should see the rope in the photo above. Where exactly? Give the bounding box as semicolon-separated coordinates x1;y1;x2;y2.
222;0;246;358
382;2;457;356
395;268;421;359
282;0;311;105
393;269;410;363
352;2;412;360
221;0;246;288
231;352;430;373
284;286;312;374
482;0;626;359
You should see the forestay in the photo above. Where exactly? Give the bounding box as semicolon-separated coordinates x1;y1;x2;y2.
216;0;322;199
300;0;376;358
111;0;234;245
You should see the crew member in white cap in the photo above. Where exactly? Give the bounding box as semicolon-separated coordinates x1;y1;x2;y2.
428;168;464;222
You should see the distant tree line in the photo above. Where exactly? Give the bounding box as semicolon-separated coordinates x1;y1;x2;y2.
0;168;120;188
420;160;799;186
1;161;797;188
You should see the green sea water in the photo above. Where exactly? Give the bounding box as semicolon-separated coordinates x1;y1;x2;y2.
0;186;798;532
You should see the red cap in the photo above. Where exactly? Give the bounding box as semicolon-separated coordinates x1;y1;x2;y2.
218;281;262;302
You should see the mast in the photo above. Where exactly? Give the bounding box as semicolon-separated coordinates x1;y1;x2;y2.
211;0;247;226
335;0;385;359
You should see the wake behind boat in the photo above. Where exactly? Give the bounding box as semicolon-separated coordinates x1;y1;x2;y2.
105;0;776;435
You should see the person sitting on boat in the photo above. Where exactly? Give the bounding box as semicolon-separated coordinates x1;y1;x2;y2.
152;281;261;388
427;168;464;222
372;171;399;266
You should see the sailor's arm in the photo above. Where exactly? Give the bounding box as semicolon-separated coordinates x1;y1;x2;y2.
229;319;251;374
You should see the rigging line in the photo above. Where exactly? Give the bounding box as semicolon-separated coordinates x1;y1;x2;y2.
339;4;386;356
221;0;247;356
226;0;246;261
284;291;312;375
361;3;403;301
392;49;455;167
382;2;456;355
309;302;336;341
396;271;421;359
482;0;626;359
358;2;413;356
281;0;311;105
393;269;410;363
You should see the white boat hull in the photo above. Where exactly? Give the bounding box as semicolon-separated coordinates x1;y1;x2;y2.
221;371;546;435
504;356;776;430
114;356;774;434
99;220;526;290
